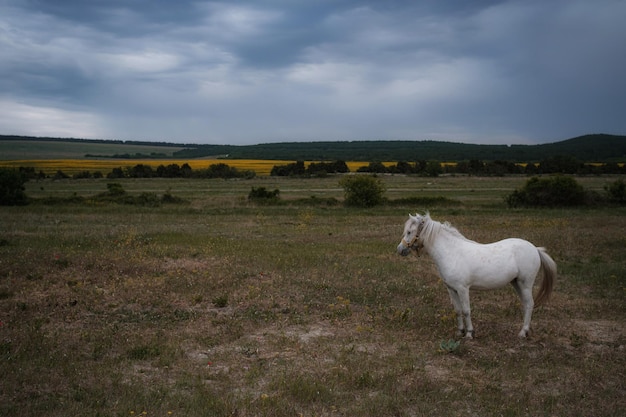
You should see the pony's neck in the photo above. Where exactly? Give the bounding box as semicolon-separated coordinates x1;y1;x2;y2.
418;216;441;247
420;217;469;249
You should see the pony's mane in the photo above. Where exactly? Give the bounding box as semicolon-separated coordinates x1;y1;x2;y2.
419;213;473;245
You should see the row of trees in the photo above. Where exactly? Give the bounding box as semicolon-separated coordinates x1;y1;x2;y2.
354;156;625;176
108;162;255;179
269;156;624;177
270;160;349;176
17;163;256;181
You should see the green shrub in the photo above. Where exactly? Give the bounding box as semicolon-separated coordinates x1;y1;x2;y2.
106;183;126;196
248;187;280;203
0;168;28;206
339;175;386;207
132;192;161;207
506;176;585;207
605;179;626;205
161;191;188;204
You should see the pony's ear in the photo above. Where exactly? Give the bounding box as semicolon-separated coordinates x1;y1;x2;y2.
409;213;418;220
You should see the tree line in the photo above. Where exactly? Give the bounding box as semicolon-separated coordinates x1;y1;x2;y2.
270;156;625;177
16;163;256;181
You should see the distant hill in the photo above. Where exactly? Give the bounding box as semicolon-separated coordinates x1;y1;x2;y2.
172;134;626;162
1;133;624;162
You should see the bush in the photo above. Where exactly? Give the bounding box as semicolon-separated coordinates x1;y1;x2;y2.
605;179;626;205
248;187;280;203
339;175;386;207
506;176;586;207
0;168;29;206
106;183;126;197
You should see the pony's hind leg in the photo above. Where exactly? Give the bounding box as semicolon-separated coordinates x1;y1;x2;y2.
446;286;466;337
511;279;534;338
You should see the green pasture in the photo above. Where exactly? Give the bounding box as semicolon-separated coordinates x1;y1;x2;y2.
0;140;185;160
1;175;625;416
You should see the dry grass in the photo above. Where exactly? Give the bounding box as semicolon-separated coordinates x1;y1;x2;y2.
1;175;625;416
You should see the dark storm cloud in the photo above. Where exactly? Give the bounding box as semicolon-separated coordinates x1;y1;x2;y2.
1;0;625;144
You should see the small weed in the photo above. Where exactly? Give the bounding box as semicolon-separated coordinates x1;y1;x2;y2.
212;295;228;308
127;343;162;360
439;339;461;354
53;255;70;268
239;343;259;357
327;296;352;319
570;332;587;348
0;287;13;299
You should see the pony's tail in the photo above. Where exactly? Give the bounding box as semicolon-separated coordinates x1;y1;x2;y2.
535;247;557;306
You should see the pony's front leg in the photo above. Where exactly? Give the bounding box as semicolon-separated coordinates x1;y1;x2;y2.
446;286;466;337
456;287;474;339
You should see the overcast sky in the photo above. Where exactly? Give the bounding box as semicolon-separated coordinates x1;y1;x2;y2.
1;0;625;145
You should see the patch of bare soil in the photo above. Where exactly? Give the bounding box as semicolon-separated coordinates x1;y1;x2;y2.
574;319;626;352
162;256;220;271
575;319;625;342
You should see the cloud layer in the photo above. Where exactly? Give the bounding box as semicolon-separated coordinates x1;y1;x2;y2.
1;0;625;145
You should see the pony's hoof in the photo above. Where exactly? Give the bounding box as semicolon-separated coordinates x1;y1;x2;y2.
465;330;475;339
518;330;529;338
455;329;466;338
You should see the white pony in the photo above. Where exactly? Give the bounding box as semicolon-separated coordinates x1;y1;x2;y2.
397;213;556;338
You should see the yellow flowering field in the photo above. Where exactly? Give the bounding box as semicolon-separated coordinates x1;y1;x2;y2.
0;159;374;176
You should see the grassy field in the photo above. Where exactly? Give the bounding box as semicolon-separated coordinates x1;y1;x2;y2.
1;175;625;416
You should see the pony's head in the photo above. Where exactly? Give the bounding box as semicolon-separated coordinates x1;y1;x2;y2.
397;213;427;256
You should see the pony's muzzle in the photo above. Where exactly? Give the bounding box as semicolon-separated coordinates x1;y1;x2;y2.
397;243;411;256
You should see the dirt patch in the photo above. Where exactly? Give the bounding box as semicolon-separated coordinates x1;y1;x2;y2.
163;257;219;271
575;319;625;344
287;325;335;344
